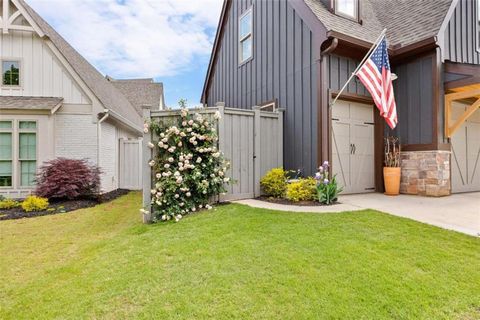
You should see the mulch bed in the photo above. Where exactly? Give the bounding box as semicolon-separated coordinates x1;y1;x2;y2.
0;189;130;221
256;196;340;206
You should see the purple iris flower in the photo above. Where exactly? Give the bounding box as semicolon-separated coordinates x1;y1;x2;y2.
315;172;321;180
323;178;329;185
322;161;329;170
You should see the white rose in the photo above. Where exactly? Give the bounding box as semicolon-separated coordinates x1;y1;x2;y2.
168;157;174;163
188;120;194;125
178;142;182;147
174;171;180;177
151;189;156;194
214;111;221;119
174;194;179;199
148;142;155;149
160;133;165;138
143;128;149;133
156;173;162;179
164;164;170;169
186;192;191;197
223;177;230;183
148;160;155;167
196;157;202;163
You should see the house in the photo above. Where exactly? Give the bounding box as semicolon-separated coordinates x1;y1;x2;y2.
202;0;480;196
0;0;164;198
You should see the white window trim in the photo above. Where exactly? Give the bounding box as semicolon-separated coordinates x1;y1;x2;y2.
0;120;13;189
1;58;22;88
0;120;38;189
238;6;253;66
18;120;38;188
477;0;480;52
334;0;359;21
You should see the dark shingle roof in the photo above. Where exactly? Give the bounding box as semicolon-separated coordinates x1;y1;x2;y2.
107;77;165;115
18;0;143;131
304;0;453;47
0;96;63;110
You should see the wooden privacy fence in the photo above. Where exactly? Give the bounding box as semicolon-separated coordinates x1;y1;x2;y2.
142;103;284;215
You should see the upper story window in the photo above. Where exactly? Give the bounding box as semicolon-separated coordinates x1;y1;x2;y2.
239;7;253;64
477;0;480;51
2;60;20;86
335;0;358;20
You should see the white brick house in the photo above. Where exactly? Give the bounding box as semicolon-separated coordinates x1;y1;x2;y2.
0;0;164;198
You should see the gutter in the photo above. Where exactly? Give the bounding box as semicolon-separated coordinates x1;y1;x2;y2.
108;109;143;135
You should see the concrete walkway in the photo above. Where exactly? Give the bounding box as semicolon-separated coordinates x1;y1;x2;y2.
235;192;480;237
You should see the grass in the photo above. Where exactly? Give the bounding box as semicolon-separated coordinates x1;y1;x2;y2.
1;192;479;319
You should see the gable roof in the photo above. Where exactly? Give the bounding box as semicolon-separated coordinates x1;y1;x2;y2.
107;77;165;115
304;0;453;48
18;0;143;131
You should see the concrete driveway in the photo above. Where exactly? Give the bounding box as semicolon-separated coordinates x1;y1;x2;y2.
340;192;480;237
237;192;480;236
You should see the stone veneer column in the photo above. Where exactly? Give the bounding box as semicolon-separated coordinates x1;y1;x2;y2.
400;151;451;197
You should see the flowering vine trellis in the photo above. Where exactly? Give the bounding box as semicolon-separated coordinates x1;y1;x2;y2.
141;106;231;222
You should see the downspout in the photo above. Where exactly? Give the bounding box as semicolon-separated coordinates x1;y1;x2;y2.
317;37;338;165
97;109;110;168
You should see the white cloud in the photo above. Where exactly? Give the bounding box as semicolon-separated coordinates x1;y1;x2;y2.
28;0;223;78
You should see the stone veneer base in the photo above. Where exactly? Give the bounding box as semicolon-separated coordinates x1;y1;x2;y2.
400;150;451;197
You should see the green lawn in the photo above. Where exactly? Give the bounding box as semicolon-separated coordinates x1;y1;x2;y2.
1;192;479;319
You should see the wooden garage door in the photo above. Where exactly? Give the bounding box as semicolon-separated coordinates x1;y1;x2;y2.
332;100;375;194
451;102;480;193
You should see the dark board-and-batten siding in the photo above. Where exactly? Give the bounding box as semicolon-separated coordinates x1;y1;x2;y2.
205;0;318;175
443;0;480;64
325;54;369;96
388;54;435;145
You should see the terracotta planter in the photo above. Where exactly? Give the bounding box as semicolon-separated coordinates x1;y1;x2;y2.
383;167;401;196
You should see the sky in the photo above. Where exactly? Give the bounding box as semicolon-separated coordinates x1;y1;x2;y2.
28;0;224;108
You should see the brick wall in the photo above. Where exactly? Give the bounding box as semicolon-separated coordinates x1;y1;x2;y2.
55;114;98;163
400;151;451;197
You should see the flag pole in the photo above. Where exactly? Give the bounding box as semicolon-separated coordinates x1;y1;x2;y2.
329;28;387;108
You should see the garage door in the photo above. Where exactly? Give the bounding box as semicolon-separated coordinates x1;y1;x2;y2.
451;101;480;193
332;100;375;194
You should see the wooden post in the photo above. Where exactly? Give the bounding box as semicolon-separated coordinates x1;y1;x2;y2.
253;106;261;197
142;105;152;223
215;102;226;202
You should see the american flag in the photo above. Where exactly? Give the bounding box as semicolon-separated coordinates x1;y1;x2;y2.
355;38;397;129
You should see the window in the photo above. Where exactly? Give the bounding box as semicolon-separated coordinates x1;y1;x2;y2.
18;121;37;186
477;0;480;51
239;7;253;64
335;0;358;20
0;121;13;187
2;60;20;86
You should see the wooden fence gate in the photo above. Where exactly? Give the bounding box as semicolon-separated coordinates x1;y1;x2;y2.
119;138;142;190
142;103;283;214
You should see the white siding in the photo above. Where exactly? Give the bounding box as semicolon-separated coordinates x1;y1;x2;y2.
100;120;117;192
55;114;97;162
0;30;90;104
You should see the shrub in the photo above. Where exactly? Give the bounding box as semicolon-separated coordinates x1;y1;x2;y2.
314;161;343;205
35;158;101;200
0;198;20;210
286;178;316;202
145;103;231;222
260;167;288;198
21;196;49;212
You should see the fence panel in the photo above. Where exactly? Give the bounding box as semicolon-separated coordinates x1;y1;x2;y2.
142;104;283;221
119;138;142;190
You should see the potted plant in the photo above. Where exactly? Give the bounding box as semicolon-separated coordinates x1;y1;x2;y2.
383;136;401;196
